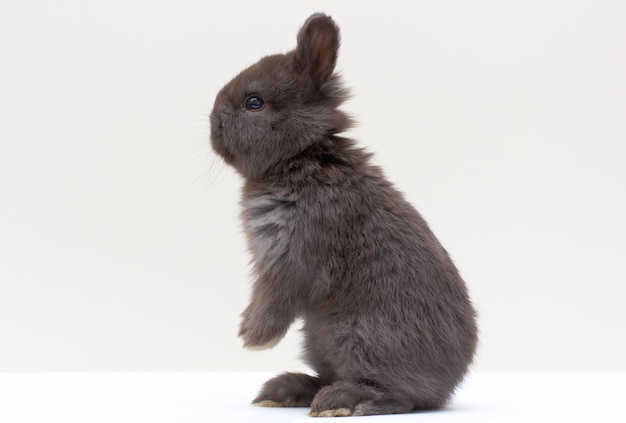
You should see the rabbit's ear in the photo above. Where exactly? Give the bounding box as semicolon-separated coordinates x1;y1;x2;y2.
295;14;340;87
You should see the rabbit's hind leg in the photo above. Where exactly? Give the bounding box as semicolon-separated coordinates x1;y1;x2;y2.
253;372;324;408
309;380;415;417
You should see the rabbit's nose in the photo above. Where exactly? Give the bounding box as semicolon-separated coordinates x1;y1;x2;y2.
210;110;223;132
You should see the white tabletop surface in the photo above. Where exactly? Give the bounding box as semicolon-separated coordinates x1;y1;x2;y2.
0;372;624;422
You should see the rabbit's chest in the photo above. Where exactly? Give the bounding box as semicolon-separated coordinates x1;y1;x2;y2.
242;194;299;270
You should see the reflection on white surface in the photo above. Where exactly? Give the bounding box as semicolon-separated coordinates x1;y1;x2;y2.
0;372;624;422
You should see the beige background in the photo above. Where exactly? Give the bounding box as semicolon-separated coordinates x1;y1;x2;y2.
1;0;625;372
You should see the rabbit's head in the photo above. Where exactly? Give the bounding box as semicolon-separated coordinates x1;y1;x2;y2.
210;14;351;180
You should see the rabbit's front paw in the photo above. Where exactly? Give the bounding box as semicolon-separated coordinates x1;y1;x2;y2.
239;306;289;350
243;337;281;351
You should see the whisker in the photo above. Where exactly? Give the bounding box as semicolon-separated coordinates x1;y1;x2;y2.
176;88;235;194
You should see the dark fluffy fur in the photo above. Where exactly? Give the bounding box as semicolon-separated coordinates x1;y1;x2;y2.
210;13;478;417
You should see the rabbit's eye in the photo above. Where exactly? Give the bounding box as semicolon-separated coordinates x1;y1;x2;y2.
245;95;265;111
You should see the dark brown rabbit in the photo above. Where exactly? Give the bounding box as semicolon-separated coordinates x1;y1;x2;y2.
210;13;477;417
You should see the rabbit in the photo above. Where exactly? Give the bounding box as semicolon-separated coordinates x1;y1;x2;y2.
209;13;478;417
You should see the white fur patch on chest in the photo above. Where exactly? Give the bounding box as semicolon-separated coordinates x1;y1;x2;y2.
242;194;297;273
